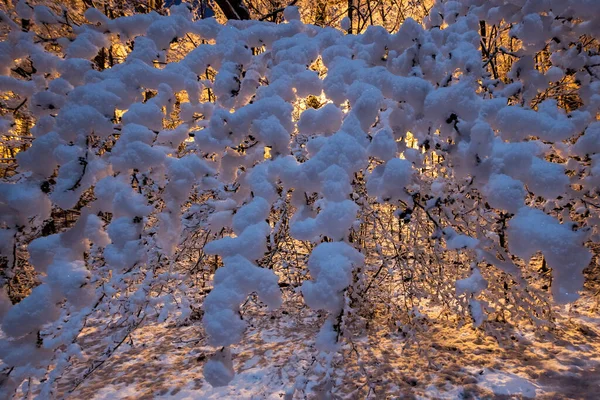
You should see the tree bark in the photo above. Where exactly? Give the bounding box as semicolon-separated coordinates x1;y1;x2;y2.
347;0;354;34
214;0;251;20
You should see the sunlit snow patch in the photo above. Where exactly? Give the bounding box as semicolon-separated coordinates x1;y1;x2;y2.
477;369;538;398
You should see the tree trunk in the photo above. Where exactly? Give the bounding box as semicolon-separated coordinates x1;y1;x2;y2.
214;0;250;20
347;0;353;34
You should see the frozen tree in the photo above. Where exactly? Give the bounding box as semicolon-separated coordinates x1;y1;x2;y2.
0;0;598;396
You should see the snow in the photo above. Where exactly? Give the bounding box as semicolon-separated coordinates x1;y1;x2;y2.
444;228;479;250
297;103;343;136
340;17;350;32
508;207;592;303
55;294;600;399
290;200;358;241
283;6;301;22
367;128;397;161
477;369;538;398
202;254;281;347
203;347;235;387
204;221;270;261
33;5;58;24
0;182;51;224
482;173;526;213
2;284;60;338
456;267;487;295
573;121;600;157
301;242;364;313
1;0;600;395
366;158;414;204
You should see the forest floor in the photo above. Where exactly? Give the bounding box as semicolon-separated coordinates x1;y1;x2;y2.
58;289;600;400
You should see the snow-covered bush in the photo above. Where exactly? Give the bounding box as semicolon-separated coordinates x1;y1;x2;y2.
0;0;598;395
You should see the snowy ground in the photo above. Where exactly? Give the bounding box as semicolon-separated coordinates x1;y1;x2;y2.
60;293;600;399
